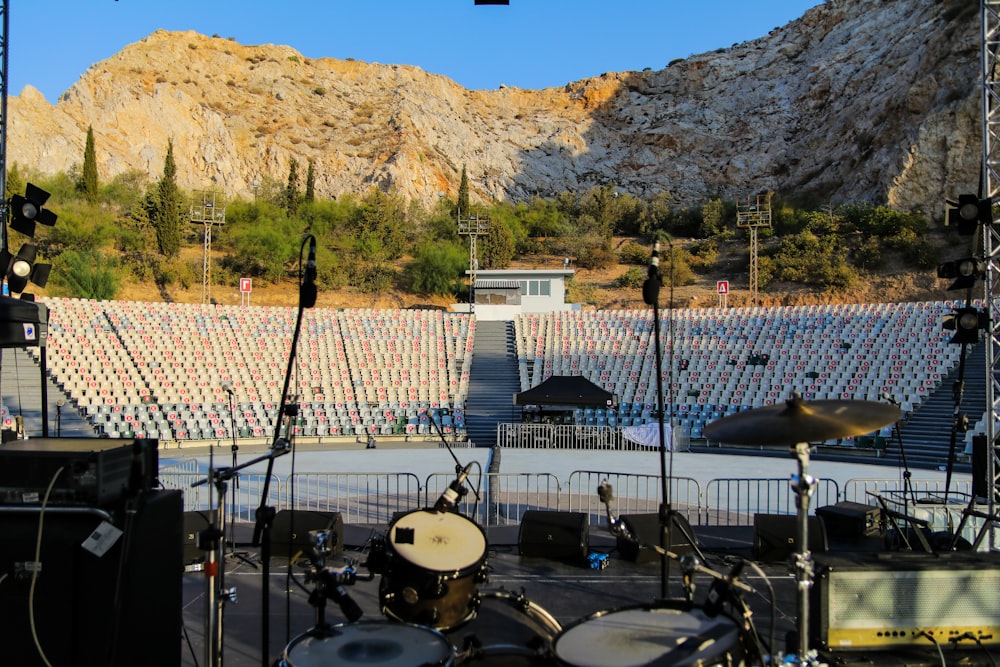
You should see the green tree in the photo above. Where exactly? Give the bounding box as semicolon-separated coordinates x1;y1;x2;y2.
285;158;300;216
701;198;724;237
304;159;315;203
457;165;470;219
52;248;121;300
405;241;467;295
5;162;25;202
152;140;182;258
479;217;516;268
80;126;99;205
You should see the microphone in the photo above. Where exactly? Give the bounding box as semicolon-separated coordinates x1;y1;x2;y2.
312;566;363;622
221;382;234;395
704;559;745;618
642;241;662;306
597;480;628;538
434;461;473;512
300;235;317;309
881;392;900;407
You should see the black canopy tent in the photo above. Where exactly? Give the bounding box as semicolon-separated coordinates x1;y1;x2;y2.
513;374;618;409
0;296;49;437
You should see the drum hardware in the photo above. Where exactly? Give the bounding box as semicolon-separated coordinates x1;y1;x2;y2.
704;394;900;667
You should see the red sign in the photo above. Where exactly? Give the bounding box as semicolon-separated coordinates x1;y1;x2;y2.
717;280;729;295
240;278;252;293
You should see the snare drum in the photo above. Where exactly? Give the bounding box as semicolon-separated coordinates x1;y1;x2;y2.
380;509;488;630
448;591;562;665
552;603;745;667
279;620;455;667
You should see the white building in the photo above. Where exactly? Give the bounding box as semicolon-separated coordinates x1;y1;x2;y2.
454;268;578;320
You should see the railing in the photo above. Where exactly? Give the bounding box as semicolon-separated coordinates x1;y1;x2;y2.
703;478;840;526
161;468;965;535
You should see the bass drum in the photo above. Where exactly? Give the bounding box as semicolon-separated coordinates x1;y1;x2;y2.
380;509;488;630
278;620;455;667
552;603;745;667
448;591;562;665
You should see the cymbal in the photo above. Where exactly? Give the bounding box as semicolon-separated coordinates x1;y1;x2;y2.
701;395;901;446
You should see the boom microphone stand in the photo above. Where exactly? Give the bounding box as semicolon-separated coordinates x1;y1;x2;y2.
250;234;316;667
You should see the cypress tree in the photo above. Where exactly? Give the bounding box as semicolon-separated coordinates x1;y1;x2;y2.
285;158;300;215
304;160;315;203
458;165;470;219
81;126;99;205
154;140;182;258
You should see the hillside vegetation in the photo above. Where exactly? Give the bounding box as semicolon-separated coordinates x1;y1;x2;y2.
12;161;964;311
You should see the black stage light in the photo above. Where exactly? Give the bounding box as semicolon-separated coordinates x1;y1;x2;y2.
937;257;985;291
947;194;991;236
0;243;51;294
942;306;988;345
10;183;57;238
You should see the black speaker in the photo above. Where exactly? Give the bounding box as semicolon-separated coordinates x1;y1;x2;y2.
617;512;698;563
753;514;828;562
0;489;182;666
815;502;881;541
182;509;217;565
271;509;344;561
518;510;589;561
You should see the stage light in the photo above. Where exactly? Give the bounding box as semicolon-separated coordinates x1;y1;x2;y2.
947;194;991;236
942;306;988;345
9;183;57;238
0;243;51;294
936;257;985;291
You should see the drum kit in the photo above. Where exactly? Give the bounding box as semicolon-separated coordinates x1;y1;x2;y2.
269;393;901;667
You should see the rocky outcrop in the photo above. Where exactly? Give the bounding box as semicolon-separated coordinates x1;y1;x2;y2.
5;0;981;216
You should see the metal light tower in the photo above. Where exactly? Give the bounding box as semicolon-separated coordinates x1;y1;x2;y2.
980;1;1000;548
190;191;226;305
458;209;488;314
736;193;772;307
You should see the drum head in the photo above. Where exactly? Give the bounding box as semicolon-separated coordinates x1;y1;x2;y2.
282;622;454;667
389;510;487;572
553;606;741;667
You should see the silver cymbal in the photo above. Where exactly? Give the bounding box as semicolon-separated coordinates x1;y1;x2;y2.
702;394;901;446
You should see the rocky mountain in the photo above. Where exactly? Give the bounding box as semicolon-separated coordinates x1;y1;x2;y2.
5;0;981;215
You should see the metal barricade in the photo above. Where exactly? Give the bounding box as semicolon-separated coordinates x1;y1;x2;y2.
703;477;840;526
565;471;701;528
843;477;972;504
288;472;422;525
159;471;282;522
425;471;561;527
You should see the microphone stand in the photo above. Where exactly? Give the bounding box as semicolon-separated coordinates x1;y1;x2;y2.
251;235;315;667
643;240;673;600
883;394;916;521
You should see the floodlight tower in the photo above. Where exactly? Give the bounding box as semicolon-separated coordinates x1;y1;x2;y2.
736;193;772;307
191;191;226;304
458;208;489;314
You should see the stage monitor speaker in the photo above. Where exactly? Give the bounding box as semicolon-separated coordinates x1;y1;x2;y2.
271;509;344;561
617;512;698;563
518;510;589;561
816;502;881;541
812;553;1000;650
753;513;828;562
182;509;217;565
0;489;182;666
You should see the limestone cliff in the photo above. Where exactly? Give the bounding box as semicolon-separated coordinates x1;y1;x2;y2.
5;0;980;215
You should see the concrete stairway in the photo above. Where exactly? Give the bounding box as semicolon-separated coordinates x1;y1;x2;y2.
892;342;985;470
464;320;521;447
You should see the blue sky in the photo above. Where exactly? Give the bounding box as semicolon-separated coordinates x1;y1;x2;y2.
11;1;820;103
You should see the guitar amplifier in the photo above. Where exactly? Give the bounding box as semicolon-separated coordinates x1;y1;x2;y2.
812;552;1000;650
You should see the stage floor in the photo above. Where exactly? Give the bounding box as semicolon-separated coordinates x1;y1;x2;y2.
178;522;1000;667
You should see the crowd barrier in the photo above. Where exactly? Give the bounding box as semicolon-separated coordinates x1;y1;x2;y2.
160;469;971;529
